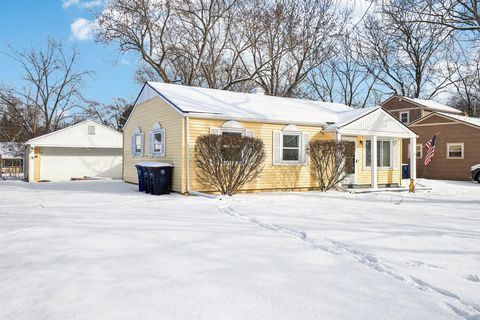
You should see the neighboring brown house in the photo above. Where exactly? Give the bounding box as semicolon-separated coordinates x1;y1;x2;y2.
381;95;463;126
409;113;480;180
382;96;480;181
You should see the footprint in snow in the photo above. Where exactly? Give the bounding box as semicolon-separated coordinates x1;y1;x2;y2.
465;274;480;282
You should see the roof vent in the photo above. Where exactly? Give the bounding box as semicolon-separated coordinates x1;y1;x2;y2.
250;86;265;95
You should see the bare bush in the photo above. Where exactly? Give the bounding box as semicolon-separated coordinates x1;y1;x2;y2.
195;134;265;195
309;140;355;191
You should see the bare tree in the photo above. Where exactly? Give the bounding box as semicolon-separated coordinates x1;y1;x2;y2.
446;48;480;116
0;39;91;138
306;35;378;107
309;140;355;191
401;0;480;34
248;0;348;97
97;0;261;89
96;0;348;96
81;98;133;130
195;134;265;195
357;3;453;99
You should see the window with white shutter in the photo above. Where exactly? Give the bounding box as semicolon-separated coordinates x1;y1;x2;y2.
272;125;308;166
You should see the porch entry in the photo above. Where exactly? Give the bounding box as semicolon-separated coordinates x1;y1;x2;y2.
342;137;356;185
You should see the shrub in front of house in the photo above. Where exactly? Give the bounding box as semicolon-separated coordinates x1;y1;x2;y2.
309;140;354;191
195;134;266;196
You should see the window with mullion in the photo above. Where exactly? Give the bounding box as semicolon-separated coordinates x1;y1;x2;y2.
221;130;243;161
365;139;391;167
282;133;300;161
135;134;142;154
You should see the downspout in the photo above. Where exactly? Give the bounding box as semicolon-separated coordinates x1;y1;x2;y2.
185;115;191;194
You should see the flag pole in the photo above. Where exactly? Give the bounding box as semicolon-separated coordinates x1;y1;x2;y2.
420;132;439;181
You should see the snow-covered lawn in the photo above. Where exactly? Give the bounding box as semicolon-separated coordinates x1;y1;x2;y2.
0;179;479;319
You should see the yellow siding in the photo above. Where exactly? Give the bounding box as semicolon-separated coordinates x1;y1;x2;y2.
355;136;402;186
34;147;41;182
188;118;333;192
123;97;185;192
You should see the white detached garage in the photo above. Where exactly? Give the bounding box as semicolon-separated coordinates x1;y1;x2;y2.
24;120;123;182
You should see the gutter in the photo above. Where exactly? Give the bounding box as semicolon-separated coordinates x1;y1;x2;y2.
185;115;191;194
185;112;328;128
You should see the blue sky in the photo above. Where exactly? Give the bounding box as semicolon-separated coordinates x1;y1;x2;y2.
0;1;141;105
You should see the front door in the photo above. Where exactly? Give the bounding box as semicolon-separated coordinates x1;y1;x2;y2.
344;140;356;185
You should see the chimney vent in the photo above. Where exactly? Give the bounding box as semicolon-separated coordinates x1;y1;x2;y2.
250;86;265;95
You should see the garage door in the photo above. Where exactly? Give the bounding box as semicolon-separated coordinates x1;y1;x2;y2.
40;147;122;181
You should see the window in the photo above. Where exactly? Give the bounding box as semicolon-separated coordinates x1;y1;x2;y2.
400;111;409;124
416;144;422;159
221;130;243;161
447;143;464;159
365;139;392;168
88;125;96;135
407;144;423;159
282;133;300;161
131;128;143;156
272;125;309;166
135;135;142;153
150;123;165;157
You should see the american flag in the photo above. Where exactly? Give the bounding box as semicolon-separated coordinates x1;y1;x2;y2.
424;134;437;166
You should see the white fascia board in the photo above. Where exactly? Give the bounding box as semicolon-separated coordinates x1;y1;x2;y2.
124;83;185;129
336;128;416;138
29;144;122;148
186;112;328;127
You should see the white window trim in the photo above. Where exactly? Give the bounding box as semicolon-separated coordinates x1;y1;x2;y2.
446;143;464;159
408;143;423;159
132;128;143;157
280;131;302;165
416;144;422;159
221;128;245;136
400;111;410;125
150;126;166;157
364;138;394;169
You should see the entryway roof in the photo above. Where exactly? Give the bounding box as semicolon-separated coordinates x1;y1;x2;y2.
325;107;417;138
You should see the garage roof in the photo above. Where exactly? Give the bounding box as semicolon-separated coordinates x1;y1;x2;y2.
26;120;123;148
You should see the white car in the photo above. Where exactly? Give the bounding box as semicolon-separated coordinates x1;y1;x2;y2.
471;164;480;183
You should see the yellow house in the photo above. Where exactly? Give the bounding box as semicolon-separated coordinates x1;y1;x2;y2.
123;82;418;194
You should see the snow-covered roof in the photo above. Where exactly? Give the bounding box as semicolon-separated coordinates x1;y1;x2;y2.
0;142;23;159
325;107;380;130
26;120;123;148
133;83;415;138
325;107;416;138
137;82;354;125
438;112;480;128
401;96;462;114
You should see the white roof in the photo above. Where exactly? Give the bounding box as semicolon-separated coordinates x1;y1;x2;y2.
325;107;416;138
134;83;415;137
326;107;380;130
138;82;354;125
26;120;123;148
401;97;462;114
438;112;480;128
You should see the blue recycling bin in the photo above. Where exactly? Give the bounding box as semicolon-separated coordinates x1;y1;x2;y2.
135;164;145;192
402;164;410;179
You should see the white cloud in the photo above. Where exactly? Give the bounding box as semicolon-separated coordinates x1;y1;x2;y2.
62;0;103;9
70;18;97;41
63;0;80;8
